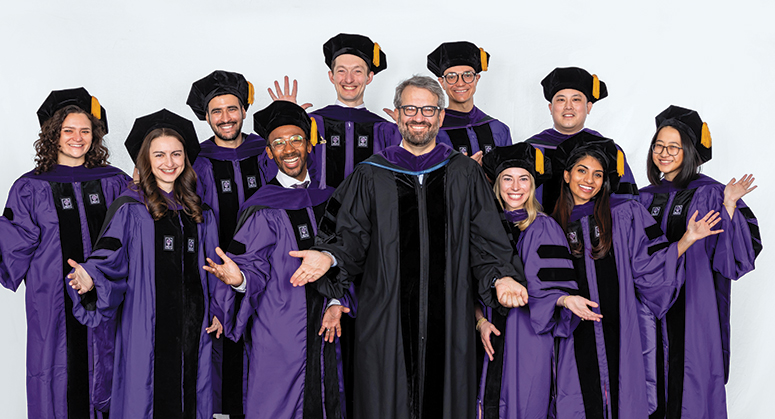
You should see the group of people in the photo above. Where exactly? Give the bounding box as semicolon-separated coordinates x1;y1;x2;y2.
0;32;761;419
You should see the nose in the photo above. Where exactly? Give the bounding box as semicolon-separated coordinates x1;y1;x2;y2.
344;70;354;83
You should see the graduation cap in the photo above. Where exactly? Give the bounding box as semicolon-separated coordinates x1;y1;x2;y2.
427;41;490;77
186;70;255;121
655;105;712;163
37;87;108;133
253;101;318;146
124;109;200;164
554;131;622;192
323;33;387;75
541;67;608;103
482;143;552;187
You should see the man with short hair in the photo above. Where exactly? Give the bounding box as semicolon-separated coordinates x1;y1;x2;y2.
187;69;273;419
525;67;638;213
427;41;513;164
287;75;527;419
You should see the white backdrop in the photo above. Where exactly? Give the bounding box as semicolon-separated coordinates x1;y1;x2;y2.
0;1;771;417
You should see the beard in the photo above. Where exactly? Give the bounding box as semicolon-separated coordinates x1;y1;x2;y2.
398;119;439;148
209;118;244;142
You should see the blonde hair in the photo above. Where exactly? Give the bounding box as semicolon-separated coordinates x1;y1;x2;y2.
493;170;542;231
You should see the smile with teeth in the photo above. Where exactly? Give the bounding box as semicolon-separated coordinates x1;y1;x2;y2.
282;156;300;167
578;185;594;193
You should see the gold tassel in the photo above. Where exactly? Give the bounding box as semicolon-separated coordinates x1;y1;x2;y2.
701;122;712;149
373;43;381;67
480;48;488;72
90;96;101;119
617;150;624;177
535;148;545;175
592;75;600;100
247;82;255;105
310;117;318;146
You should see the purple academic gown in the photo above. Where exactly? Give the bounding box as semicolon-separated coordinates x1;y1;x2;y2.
524;128;638;213
309;104;401;189
477;211;579;419
215;180;345;419
638;175;760;419
192;133;275;415
68;188;221;419
436;106;512;155
555;198;685;419
0;164;129;419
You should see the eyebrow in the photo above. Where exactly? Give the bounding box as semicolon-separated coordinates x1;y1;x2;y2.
577;164;604;173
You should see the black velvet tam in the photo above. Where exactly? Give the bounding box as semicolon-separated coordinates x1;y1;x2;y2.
427;41;490;77
541;67;608;103
253;101;311;141
124;109;200;164
37;87;108;133
655;105;712;163
482;143;552;187
186;70;253;121
323;33;387;75
554;131;621;192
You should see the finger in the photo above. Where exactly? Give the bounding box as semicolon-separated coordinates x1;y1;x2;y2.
340;307;351;314
274;80;282;95
688;210;699;223
291;79;298;97
267;88;278;101
289;250;307;259
492;326;501;336
216;327;222;339
283;76;290;94
67;258;79;269
483;338;494;359
215;247;232;263
301;103;313;110
318;325;326;336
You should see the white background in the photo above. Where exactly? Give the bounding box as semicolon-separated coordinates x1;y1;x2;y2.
0;1;771;417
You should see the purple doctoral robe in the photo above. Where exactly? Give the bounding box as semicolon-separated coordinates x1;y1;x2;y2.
309;104;401;189
214;180;344;419
436;106;512;155
638;175;760;419
192;133;275;415
68;188;221;419
478;211;579;419
0;164;129;419
554;198;685;419
524;128;638;213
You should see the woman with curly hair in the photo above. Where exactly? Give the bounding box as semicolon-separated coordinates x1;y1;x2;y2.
67;109;224;419
0;88;130;419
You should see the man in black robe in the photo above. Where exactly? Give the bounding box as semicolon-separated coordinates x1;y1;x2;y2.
288;75;527;419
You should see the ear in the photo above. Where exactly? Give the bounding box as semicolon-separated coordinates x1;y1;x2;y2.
563;170;571;184
266;146;274;160
437;76;445;86
240;106;247;120
366;71;374;85
205;113;210;124
548;102;553;114
328;70;335;84
586;101;593;115
438;108;445;126
306;139;313;154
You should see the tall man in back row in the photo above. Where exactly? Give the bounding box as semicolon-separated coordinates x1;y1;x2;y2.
288;75;528;419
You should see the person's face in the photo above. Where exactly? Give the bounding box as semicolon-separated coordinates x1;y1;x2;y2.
652;126;684;181
439;65;479;107
265;125;312;181
328;54;374;107
396;86;444;148
549;89;593;135
498;167;532;212
205;94;245;142
57;112;93;166
563;155;604;205
149;135;186;193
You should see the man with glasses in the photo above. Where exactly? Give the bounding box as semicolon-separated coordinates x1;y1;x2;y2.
427;41;513;164
524;67;638;213
286;75;527;419
187;70;274;419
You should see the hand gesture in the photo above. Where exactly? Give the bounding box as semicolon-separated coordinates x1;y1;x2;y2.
206;316;223;339
495;277;528;308
67;259;94;295
686;210;724;242
724;174;757;212
318;304;351;343
561;295;603;322
479;319;501;361
289;250;334;287
203;247;243;287
267;76;312;110
470;150;484;166
382;108;398;122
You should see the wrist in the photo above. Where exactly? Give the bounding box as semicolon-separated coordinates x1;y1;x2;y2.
475;317;487;331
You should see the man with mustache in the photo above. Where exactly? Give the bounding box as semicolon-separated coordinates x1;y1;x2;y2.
187;69;274;419
524;67;638;213
287;75;528;419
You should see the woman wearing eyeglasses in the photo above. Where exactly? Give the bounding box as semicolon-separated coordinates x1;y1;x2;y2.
638;106;760;419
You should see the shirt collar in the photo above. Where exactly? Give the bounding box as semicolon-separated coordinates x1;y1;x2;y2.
274;168;311;189
335;99;366;109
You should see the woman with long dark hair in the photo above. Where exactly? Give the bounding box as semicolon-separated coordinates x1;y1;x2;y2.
66;109;224;419
476;143;601;419
0;88;129;419
550;132;721;419
638;106;760;419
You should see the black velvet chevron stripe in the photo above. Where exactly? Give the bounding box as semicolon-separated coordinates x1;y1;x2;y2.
93;237;122;253
537;244;573;260
648;242;670;256
645;223;664;241
3;207;13;220
537;267;577;282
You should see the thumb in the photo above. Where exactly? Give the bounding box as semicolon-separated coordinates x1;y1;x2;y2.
341;307;351;313
289;250;307;259
67;258;80;269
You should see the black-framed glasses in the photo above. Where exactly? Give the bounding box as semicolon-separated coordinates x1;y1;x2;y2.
443;71;477;84
651;143;683;156
398;105;441;117
270;134;305;150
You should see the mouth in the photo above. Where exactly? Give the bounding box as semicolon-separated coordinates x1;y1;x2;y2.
578;184;595;194
67;143;85;148
282;155;301;168
218;122;236;130
160;168;178;175
341;85;358;91
506;192;524;201
408;122;431;132
657;158;673;165
562;112;576;118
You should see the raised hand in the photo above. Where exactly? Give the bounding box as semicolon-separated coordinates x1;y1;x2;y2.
382;108;398;122
677;210;724;257
67;258;94;295
289;250;334;287
203;247;243;287
267;75;312;110
495;276;528;308
724;174;757;218
318;304;351;343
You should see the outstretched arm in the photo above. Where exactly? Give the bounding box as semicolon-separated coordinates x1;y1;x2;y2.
289;249;335;287
723;174;757;219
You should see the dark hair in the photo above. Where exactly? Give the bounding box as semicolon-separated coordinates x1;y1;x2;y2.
133;128;203;223
646;125;702;189
33;105;109;174
552;150;613;259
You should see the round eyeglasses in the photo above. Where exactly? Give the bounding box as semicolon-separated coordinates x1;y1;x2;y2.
443;71;477;84
651;143;683;156
270;134;305;150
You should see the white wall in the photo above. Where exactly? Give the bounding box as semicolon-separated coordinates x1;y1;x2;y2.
1;1;771;417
